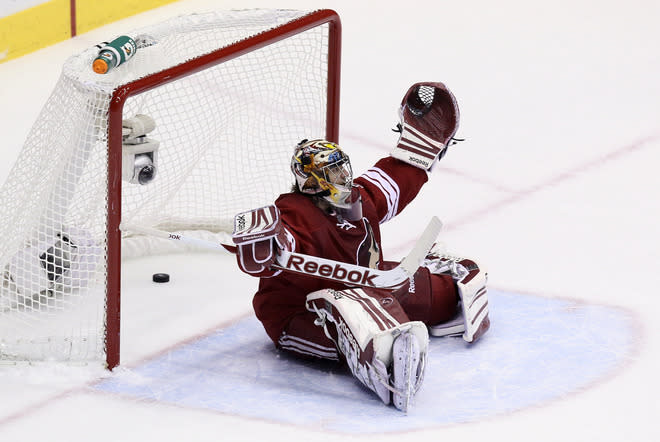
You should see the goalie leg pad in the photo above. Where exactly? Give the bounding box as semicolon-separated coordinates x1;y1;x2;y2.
457;262;490;343
423;252;490;343
306;288;429;409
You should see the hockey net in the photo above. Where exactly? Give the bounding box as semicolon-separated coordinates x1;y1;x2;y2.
0;9;341;368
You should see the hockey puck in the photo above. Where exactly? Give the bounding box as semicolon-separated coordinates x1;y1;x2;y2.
152;273;170;283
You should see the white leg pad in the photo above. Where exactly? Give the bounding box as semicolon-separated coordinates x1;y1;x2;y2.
306;288;429;409
423;253;490;343
457;266;490;343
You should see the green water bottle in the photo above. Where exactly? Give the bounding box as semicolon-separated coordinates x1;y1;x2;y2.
92;35;137;74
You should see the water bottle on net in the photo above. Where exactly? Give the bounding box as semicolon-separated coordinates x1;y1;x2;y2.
92;35;137;74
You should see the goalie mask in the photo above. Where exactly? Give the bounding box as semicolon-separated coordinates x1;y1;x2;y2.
291;139;354;208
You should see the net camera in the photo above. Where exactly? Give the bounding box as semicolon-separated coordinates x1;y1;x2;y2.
122;114;159;185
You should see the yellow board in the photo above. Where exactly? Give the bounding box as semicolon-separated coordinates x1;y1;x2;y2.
0;0;179;64
76;0;179;35
0;0;70;63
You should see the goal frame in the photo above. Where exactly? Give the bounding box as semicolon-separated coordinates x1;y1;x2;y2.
104;9;342;369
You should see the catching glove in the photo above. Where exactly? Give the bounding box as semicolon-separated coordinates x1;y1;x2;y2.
391;81;460;170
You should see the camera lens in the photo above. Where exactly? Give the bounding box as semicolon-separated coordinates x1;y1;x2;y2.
133;153;156;185
138;164;155;184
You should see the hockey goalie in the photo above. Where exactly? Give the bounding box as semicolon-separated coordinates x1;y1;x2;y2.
232;82;490;412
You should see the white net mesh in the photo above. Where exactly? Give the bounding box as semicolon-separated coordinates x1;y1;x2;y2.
0;9;336;364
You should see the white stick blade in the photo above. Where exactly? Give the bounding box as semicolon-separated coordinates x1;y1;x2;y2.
398;216;443;276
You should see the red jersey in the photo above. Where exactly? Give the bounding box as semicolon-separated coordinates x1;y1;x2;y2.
252;156;429;343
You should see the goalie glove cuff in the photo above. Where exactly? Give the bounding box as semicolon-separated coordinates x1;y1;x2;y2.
392;122;448;170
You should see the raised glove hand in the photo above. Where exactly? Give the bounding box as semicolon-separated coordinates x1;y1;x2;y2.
391;81;460;170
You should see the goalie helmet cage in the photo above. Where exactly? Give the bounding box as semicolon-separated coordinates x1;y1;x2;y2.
0;9;341;369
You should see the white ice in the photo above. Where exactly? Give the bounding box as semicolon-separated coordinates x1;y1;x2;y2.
1;0;659;441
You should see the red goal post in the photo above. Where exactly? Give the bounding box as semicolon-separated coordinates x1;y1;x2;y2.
105;8;341;370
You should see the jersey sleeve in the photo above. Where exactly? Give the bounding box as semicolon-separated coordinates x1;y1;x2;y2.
354;156;428;224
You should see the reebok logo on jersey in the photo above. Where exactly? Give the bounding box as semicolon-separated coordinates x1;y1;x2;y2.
284;255;378;286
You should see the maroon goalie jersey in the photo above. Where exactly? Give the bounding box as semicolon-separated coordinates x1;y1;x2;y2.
252;156;433;344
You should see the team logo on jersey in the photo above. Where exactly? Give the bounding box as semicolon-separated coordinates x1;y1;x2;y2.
337;220;356;230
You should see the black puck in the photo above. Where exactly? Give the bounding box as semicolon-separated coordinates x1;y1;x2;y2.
152;273;170;283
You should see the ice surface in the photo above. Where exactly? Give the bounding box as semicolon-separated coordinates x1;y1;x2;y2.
93;290;636;433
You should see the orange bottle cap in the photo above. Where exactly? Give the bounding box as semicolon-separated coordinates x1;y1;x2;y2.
93;58;109;74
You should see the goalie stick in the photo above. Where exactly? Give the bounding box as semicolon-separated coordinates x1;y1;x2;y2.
120;217;442;289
